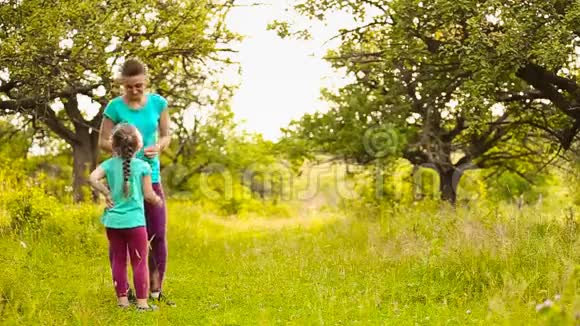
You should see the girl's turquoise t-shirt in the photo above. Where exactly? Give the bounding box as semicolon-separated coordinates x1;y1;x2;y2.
100;157;152;229
104;93;167;183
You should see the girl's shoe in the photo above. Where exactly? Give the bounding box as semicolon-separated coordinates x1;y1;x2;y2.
117;296;130;309
136;304;159;312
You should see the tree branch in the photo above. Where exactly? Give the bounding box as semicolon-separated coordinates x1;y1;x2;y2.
63;94;86;132
517;63;580;119
40;105;79;144
0;85;98;144
442;116;466;142
498;90;546;102
325;20;390;46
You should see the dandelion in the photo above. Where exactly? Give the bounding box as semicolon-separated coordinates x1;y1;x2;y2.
536;299;554;312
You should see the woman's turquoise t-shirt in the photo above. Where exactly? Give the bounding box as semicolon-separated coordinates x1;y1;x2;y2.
100;157;152;229
104;93;167;183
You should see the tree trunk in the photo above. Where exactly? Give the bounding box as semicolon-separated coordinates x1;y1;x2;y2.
71;129;99;202
439;169;461;205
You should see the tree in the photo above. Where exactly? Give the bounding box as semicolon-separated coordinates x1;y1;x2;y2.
284;84;550;204
0;0;239;201
272;0;576;204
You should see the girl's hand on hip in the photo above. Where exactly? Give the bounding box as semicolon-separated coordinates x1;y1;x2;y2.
105;194;114;209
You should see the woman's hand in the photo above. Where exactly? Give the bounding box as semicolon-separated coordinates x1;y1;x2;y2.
153;195;164;207
142;174;163;207
143;144;160;158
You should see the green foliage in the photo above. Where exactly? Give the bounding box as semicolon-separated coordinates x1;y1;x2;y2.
267;20;312;40
274;135;313;172
414;167;440;200
338;157;564;207
485;168;559;204
161;95;239;194
456;170;488;202
283;86;409;166
163;111;298;211
0;0;238;106
349;159;413;206
5;187;56;234
489;172;538;202
565;153;580;206
0;119;33;161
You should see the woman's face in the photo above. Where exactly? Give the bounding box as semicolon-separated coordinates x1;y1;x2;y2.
122;74;146;101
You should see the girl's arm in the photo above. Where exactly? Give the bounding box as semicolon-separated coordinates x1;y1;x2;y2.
142;174;163;206
89;167;114;208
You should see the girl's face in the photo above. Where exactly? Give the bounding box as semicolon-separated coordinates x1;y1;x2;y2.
121;74;146;101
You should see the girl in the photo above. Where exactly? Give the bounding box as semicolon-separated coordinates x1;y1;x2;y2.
99;58;174;306
89;123;163;311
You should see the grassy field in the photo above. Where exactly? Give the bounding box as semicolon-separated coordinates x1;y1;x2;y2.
2;194;580;325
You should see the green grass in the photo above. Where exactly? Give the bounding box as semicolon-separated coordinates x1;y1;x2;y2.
2;199;580;325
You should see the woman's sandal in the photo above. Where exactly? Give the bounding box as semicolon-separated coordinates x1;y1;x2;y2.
136;304;159;312
150;291;176;307
127;289;137;304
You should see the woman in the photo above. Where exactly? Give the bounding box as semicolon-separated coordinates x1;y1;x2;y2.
99;58;175;306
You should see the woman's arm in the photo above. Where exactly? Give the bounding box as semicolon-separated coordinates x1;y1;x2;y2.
88;167;114;208
144;110;171;158
158;110;171;151
99;117;115;153
142;174;163;206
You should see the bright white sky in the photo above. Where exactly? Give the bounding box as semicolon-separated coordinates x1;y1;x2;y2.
224;0;356;140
